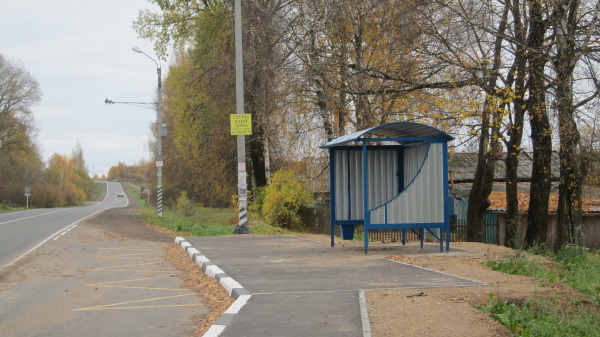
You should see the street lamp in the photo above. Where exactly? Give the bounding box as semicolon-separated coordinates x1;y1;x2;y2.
132;47;164;218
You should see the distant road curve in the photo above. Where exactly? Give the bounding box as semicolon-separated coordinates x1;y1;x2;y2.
0;182;128;270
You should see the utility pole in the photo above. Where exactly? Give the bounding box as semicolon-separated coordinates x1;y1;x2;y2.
156;66;163;218
233;0;250;234
130;47;164;218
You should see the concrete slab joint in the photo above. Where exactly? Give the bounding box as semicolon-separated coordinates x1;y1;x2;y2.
176;238;250;337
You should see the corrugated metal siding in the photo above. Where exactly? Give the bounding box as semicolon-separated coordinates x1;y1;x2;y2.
334;150;349;220
368;150;397;209
372;143;444;224
349;150;364;220
334;148;398;221
403;145;428;186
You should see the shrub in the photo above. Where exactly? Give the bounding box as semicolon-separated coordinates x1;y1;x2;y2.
176;191;195;217
249;185;266;215
30;184;66;208
262;170;314;228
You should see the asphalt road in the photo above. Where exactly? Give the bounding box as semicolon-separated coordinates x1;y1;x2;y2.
0;181;127;270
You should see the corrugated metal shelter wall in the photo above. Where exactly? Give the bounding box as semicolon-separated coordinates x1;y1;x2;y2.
404;144;428;185
371;143;444;224
349;150;364;220
334;149;398;221
368;150;398;210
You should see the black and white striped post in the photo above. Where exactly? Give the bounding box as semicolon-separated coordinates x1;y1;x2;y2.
232;0;250;234
157;185;163;217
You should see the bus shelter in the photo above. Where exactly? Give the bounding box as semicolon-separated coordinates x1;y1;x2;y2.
320;122;455;254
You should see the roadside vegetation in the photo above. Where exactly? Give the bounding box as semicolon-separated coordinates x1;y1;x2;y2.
0;204;24;211
93;182;102;201
478;244;600;336
126;182;301;237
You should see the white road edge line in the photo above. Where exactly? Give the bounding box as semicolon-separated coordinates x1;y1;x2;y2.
359;289;372;337
203;325;226;337
0;209;70;226
0;182;126;271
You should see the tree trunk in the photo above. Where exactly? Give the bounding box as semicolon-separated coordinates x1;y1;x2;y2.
554;0;584;250
466;4;509;243
525;0;552;248
505;0;527;246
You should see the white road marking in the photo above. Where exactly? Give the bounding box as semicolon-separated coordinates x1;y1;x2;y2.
203;325;226;337
0;209;70;227
223;295;251;314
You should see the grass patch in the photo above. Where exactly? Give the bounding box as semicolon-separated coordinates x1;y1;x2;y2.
353;232;378;242
125;183;146;207
137;203;299;237
92;182;102;201
249;222;301;235
138;207;236;236
125;182;305;237
477;293;600;336
486;250;560;284
0;204;18;211
480;245;600;335
0;204;25;211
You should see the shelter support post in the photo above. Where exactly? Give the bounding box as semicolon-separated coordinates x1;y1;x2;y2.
329;148;335;248
446;226;450;253
363;141;369;255
402;229;405;245
443;142;450;253
440;228;443;252
420;228;424;249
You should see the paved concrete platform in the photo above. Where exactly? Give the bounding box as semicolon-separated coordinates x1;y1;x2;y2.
222;292;361;337
185;235;487;336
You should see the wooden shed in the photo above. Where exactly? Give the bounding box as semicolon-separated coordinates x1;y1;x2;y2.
320;122;456;254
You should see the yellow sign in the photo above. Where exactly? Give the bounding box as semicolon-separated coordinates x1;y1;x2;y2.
230;114;252;135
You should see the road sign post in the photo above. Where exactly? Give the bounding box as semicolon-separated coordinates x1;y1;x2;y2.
24;187;30;210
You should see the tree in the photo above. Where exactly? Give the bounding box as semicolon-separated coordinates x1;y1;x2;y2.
0;54;41;156
550;0;600;249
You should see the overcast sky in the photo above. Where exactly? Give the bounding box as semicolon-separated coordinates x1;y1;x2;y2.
1;0;166;176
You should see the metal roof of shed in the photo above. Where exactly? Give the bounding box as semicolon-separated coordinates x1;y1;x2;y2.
319;122;454;148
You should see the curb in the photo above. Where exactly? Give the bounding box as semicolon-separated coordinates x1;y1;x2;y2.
175;237;250;337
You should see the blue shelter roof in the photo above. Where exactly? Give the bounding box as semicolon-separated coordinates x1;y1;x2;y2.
319;122;454;148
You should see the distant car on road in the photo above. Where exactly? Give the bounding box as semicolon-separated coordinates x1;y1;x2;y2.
117;192;124;197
